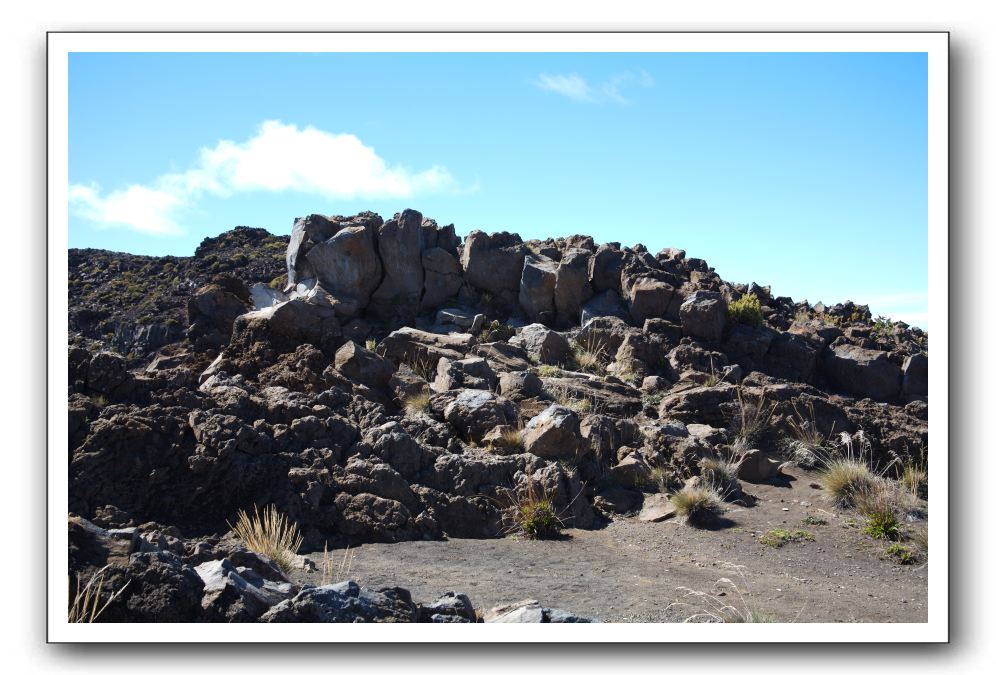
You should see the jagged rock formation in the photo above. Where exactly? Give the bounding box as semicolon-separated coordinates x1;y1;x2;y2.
67;208;928;622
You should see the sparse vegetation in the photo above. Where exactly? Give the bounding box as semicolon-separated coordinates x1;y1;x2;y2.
229;504;303;573
365;338;377;351
871;314;896;342
885;543;918;565
321;543;355;585
786;400;833;469
727;293;763;327
760;528;815;548
478;320;516;343
501;481;564;539
801;515;829;526
69;566;130;623
669;564;776;623
642;392;663;407
698;454;743;501
545;382;599;415
670;483;725;527
571;337;609;375
900;458;928;500
855;483;904;541
403;351;437;381
402;390;432;415
537;364;561;378
730;387;773;450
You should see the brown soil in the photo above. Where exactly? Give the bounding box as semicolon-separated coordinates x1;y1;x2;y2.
290;466;928;623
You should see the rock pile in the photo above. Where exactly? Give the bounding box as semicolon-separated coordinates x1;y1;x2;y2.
67;208;928;622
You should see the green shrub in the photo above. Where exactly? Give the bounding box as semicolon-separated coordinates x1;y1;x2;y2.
759;528;814;548
727;293;763;327
502;482;563;539
885;543;917;565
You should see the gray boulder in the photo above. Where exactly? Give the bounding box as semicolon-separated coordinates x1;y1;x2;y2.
554;249;594;325
518;254;558;323
623;274;678;324
460;230;527;298
442;390;518;443
509;323;571;364
286;213;342;287
304;224;383;317
499;370;542;399
432;356;498;392
370;209;424;316
86;351;129;394
421;247;463;309
521;404;583;460
902;353;928;397
589;244;624;293
821;343;902;401
680;290;727;342
260;580;417;623
335;341;395;389
485;599;597;623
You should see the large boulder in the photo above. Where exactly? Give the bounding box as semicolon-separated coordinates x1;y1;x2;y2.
432;356;498;393
86;351;129;394
335;341;395;389
442;390;517;443
370;209;424;316
589;244;624;294
764;331;822;382
580;289;629;326
195;558;296;622
821;343;902;401
623;274;678;324
679;290;727;342
521;404;583;460
230;298;341;354
421;247;463;309
286;213;342;286
378;327;476;370
304;224;383;317
97;551;206;622
509;324;571;365
518;254;558;323
902;353;928;398
186;280;250;350
459;230;527;298
554;249;594;325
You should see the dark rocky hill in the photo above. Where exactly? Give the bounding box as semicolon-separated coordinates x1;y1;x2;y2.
66;208;929;623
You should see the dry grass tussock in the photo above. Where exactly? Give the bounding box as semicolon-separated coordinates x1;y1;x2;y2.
69;565;130;623
786;399;834;469
321;543;355;586
668;563;779;623
229;504;303;573
571;336;609;375
402;390;432;415
544;382;601;415
670;482;725;527
730;387;774;450
499;480;565;540
816;431;899;508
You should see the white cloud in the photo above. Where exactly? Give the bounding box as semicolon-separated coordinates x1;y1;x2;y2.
69;120;461;235
534;70;654;105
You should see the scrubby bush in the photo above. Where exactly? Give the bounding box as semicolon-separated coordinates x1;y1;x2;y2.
670;483;725;527
727;293;763;327
502;482;563;539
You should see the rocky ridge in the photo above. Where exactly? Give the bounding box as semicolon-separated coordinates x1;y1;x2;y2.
67;208;928;623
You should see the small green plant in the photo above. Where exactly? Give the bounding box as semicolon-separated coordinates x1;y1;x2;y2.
670;483;725;527
759;528;815;548
501;481;564;539
91;393;109;408
871;314;896;342
885;543;917;565
229;504;303;573
642;392;663;407
365;338;378;351
402;390;432;415
478;320;516;343
801;515;829;526
537;364;561;378
727;293;763;327
856;485;903;541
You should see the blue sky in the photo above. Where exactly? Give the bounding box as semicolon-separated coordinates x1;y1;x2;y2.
68;52;928;327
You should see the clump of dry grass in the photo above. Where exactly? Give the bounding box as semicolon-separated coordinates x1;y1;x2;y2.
68;565;130;623
321;543;355;586
544;382;600;415
817;431;897;508
698;455;743;501
500;481;564;539
854;480;906;541
403;351;436;382
402;390;432;415
229;504;303;573
669;563;776;623
670;482;725;527
364;338;377;351
900;458;928;500
729;387;774;450
571;337;609;375
479;320;516;343
786;400;834;469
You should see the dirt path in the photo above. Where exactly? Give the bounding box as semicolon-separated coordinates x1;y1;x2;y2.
290;467;928;622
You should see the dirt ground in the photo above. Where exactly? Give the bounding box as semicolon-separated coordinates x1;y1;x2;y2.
290;467;928;623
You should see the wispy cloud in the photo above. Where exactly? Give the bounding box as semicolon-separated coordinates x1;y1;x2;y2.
534;70;654;105
69;120;461;235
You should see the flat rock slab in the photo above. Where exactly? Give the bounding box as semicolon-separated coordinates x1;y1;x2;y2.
638;494;676;522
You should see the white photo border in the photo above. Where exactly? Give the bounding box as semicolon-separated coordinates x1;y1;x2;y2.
48;31;949;643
